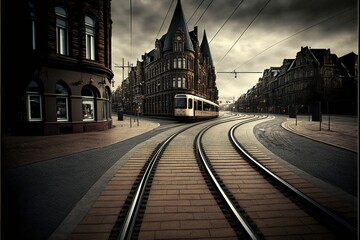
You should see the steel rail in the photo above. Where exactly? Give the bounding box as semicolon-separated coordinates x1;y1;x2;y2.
195;115;266;240
229;121;358;237
116;114;243;239
117;131;178;240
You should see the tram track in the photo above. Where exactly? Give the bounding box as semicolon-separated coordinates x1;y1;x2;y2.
229;120;357;238
200;116;357;239
102;113;356;239
108;114;249;239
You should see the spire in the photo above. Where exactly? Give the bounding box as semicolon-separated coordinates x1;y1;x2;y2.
200;30;213;67
163;0;194;52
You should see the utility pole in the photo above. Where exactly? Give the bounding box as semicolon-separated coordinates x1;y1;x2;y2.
114;58;133;126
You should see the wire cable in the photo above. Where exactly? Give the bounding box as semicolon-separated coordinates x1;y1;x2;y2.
234;7;354;71
187;0;205;24
216;0;272;66
194;0;214;26
209;0;245;44
146;0;175;51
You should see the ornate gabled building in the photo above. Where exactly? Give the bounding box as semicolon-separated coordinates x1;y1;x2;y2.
236;46;358;115
120;0;218;116
2;0;114;135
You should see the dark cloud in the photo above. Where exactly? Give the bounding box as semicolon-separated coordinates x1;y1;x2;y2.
111;0;358;97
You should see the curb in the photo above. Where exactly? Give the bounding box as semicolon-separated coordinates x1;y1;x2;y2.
281;121;357;153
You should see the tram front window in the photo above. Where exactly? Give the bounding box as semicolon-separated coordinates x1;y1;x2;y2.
175;98;187;109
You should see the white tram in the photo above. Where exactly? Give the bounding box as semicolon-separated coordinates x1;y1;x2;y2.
174;94;219;121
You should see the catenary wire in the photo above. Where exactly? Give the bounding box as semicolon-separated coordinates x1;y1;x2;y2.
233;7;354;71
194;0;214;26
209;0;245;44
187;0;205;24
216;0;272;66
146;0;175;51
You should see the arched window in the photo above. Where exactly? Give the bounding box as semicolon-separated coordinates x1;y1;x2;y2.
82;86;95;121
26;80;42;121
85;15;95;60
55;6;69;55
56;82;69;121
103;87;111;120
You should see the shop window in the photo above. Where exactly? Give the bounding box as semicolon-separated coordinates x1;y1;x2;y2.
56;83;69;121
82;87;95;121
26;80;42;121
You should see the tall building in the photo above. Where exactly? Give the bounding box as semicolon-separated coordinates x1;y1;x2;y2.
236;46;358;115
119;0;218;116
2;0;114;135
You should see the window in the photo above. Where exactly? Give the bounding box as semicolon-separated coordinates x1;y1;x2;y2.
82;87;95;121
56;83;69;121
177;77;182;88
85;15;95;60
178;58;182;69
188;99;193;109
198;101;203;110
174;97;186;109
26;80;42;121
103;87;111;120
55;6;68;55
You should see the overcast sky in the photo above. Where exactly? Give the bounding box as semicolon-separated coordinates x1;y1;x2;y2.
111;0;358;98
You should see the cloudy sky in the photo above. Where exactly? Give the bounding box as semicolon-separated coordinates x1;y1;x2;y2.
111;0;358;98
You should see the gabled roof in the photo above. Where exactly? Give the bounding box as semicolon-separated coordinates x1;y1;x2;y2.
200;30;213;67
163;0;194;52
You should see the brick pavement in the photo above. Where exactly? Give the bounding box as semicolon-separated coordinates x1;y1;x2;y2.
2;115;160;169
2;113;357;239
282;115;358;152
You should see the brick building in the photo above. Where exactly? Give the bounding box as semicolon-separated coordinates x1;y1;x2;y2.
2;0;114;135
236;47;358;115
115;0;218;116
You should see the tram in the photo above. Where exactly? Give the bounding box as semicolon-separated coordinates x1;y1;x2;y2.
174;94;219;121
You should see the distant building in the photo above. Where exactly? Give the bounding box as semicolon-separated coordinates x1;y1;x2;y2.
2;0;114;135
116;0;218;116
236;47;358;115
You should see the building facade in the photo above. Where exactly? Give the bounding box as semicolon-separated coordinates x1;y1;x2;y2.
236;47;358;115
2;0;114;135
114;0;218;116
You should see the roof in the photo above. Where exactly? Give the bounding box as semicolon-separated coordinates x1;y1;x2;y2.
163;0;194;52
200;30;213;67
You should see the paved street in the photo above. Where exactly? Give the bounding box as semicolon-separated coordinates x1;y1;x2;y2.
2;115;181;240
254;115;357;196
1;113;357;240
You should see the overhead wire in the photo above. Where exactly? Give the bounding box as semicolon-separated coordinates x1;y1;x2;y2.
233;7;354;71
146;0;175;51
187;0;205;24
216;0;272;66
209;0;245;44
194;0;214;26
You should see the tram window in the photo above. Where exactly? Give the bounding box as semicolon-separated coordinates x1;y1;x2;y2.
188;99;193;109
198;101;202;110
175;98;186;109
204;102;210;111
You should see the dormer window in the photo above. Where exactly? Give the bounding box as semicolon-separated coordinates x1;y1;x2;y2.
174;32;184;52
